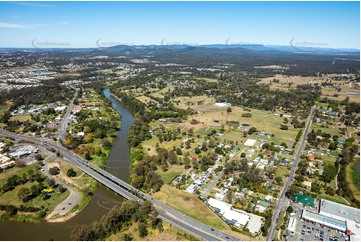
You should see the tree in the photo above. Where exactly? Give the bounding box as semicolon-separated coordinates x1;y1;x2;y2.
286;206;294;214
18;187;31;202
322;164;337;183
85;153;92;160
138;222;148;238
48;178;57;188
67;168;77;177
227;107;232;113
49;167;60;175
248;127;257;134
34;154;43;161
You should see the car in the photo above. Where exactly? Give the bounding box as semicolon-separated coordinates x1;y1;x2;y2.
211;229;214;231
225;237;229;239
62;207;66;210
68;202;72;205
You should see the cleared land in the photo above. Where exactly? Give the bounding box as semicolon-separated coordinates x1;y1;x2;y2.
258;74;360;103
153;185;251;240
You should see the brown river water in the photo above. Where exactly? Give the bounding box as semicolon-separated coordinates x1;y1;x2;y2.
0;89;133;240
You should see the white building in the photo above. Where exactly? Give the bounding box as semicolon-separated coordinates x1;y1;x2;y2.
208;198;250;228
287;216;297;233
244;139;257;147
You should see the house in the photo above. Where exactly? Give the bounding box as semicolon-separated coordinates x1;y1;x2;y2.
280;159;289;166
220;187;228;195
172;176;181;185
265;195;274;203
308;154;315;161
186;184;199;193
256;200;270;213
215;193;225;201
303;181;312;189
72;104;82;113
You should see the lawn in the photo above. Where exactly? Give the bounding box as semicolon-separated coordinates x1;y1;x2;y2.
156;165;185;184
311;123;340;137
153;185;248;240
154;185;229;230
346;160;360;198
0;164;37;183
10;114;32;122
316;192;349;206
275;166;290;178
0;180;69;210
171;104;301;147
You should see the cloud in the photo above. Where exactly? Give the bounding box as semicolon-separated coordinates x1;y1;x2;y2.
0;22;30;29
58;21;71;25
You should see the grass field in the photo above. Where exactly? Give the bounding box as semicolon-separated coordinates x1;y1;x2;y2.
154;185;229;230
258;74;359;103
0;181;70;209
311;122;340;136
153;185;250;240
156;165;185;184
0;164;37;183
275;166;290;178
346;160;360;198
173;103;300;147
10;114;32;122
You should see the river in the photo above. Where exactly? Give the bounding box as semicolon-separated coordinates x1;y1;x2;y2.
0;89;133;240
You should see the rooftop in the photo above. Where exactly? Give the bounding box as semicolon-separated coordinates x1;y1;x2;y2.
319;199;360;223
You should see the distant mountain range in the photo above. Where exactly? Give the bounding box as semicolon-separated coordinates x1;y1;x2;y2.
0;44;359;55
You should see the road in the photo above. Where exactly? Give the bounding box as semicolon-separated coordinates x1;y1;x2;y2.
41;161;82;219
56;88;79;143
0;129;240;241
266;106;315;241
202;170;224;196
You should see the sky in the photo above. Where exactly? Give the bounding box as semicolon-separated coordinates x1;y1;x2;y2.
0;1;359;49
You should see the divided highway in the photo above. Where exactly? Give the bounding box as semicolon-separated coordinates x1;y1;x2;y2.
0;129;240;241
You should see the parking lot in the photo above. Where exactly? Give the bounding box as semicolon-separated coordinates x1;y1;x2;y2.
287;217;350;241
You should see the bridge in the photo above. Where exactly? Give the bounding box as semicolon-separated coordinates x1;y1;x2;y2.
0;129;241;241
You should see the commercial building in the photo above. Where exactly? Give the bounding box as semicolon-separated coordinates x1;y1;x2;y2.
9;145;38;158
300;199;360;241
208;198;250;228
287;216;297;234
319;199;360;241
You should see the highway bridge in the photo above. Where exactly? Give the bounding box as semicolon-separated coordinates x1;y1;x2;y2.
0;129;241;241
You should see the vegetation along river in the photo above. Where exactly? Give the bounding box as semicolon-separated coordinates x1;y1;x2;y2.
0;89;134;240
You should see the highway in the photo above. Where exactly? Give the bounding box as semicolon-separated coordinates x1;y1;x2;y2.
0;128;240;241
266;106;315;241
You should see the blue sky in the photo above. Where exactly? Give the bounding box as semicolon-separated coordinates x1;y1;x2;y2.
0;1;359;49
